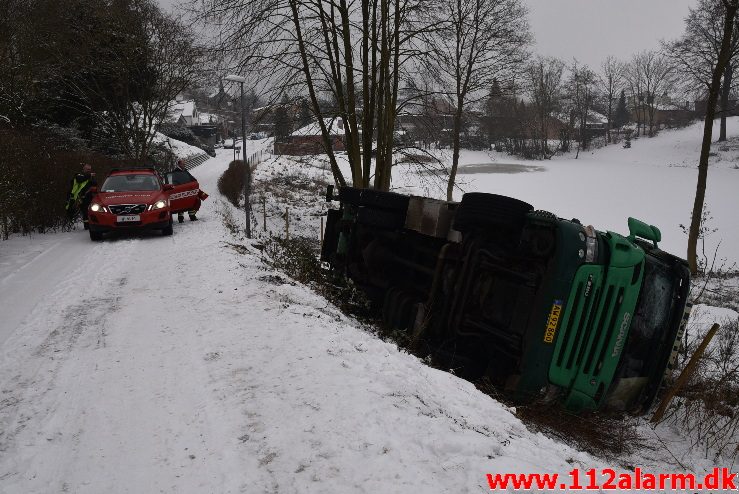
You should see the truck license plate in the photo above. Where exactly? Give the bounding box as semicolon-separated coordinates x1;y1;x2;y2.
117;215;140;222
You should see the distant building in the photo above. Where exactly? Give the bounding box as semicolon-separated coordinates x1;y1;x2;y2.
694;98;736;118
166;98;220;145
274;117;347;156
170;99;199;126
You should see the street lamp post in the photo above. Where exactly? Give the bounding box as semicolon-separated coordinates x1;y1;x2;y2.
224;74;251;239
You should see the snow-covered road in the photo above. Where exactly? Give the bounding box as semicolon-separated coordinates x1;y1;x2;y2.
0;149;252;491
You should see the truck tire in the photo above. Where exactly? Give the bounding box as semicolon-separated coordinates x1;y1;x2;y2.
338;186;362;206
360;189;410;212
356;207;405;230
89;230;103;241
528;209;558;223
453;193;533;234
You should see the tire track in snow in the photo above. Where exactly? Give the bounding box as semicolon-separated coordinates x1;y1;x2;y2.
0;239;135;487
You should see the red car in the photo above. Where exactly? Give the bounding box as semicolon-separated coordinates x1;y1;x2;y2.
87;168;174;241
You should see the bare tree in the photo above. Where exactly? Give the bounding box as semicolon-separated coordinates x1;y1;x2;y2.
641;51;675;136
666;0;739;141
598;56;624;143
624;58;645;136
59;0;201;160
567;61;597;157
197;0;432;191
626;51;675;137
421;0;529;200
525;56;565;159
687;0;739;276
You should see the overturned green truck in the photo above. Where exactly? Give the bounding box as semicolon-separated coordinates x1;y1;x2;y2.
321;188;692;414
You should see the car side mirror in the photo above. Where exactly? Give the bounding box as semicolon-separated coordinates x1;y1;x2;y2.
89;186;98;195
164;184;175;191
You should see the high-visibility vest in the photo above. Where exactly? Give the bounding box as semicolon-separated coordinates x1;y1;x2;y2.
70;178;90;202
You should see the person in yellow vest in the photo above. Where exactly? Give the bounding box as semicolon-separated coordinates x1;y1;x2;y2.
66;163;96;230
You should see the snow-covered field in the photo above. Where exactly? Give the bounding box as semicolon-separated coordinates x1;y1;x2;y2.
1;123;738;493
392;118;739;267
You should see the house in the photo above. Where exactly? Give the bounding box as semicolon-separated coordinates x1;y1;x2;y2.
166;99;220;145
274;117;346;156
170;99;199;126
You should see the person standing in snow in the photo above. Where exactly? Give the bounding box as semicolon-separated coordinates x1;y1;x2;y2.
66;163;96;230
172;159;199;223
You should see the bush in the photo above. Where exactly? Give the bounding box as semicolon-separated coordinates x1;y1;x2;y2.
158;122;197;144
218;160;247;207
260;234;373;321
0;126;134;238
665;317;739;460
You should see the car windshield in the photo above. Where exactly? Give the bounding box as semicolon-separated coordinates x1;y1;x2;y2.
101;174;160;192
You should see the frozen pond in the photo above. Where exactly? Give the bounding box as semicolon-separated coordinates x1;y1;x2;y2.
457;163;547;174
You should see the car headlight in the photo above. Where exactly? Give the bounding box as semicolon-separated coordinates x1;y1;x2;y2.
90;203;107;213
150;200;167;210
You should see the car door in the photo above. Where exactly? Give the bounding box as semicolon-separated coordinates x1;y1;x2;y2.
164;169;200;213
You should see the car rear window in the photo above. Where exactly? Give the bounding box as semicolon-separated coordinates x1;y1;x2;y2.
101;174;160;192
165;170;196;186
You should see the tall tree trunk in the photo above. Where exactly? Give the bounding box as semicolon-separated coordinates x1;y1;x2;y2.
688;1;738;275
606;89;613;144
447;103;463;201
719;64;733;142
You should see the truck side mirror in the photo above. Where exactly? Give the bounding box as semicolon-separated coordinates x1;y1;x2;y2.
164;184;175;191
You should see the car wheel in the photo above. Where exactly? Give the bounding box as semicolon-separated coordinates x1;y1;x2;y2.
453;192;533;234
89;230;103;241
162;220;173;236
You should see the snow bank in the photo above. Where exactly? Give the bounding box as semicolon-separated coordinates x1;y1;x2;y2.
152;132;208;161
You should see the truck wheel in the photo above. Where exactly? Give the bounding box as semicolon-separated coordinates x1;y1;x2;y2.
162;220;173;236
530;209;556;219
453;193;533;233
393;293;414;330
360;189;410;212
89;230;103;241
382;287;399;328
528;209;558;223
356;207;405;229
338;186;362;206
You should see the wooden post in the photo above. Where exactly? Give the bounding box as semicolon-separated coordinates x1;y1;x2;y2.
651;323;720;424
285;207;289;240
262;197;267;231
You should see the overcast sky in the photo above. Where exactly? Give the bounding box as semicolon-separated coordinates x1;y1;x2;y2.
161;0;699;70
524;0;698;68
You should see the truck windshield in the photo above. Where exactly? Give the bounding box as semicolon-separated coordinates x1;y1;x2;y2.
102;174;160;192
605;254;678;409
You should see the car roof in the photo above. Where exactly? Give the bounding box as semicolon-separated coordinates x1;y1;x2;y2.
108;167;158;175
